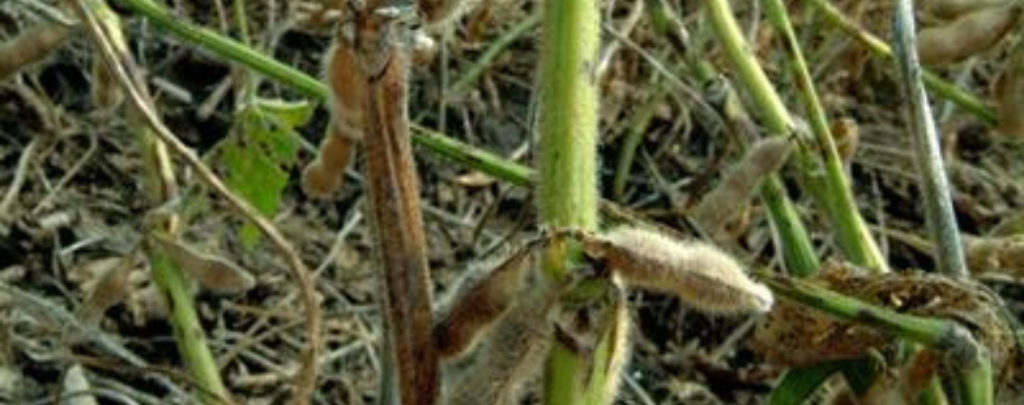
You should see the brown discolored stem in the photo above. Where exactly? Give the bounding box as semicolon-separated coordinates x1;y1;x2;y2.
350;5;439;404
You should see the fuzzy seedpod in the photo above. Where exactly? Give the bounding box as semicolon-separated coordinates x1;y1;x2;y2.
917;2;1022;65
995;42;1024;138
432;246;534;359
443;284;558;405
577;227;774;314
302;37;366;198
148;232;255;294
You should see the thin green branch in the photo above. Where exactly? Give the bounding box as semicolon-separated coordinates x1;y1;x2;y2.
762;0;888;274
704;0;820;277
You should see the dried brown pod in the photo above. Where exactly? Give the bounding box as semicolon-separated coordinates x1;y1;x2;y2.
751;262;1018;389
923;0;1010;20
302;34;366;198
147;232;255;294
69;256;136;324
917;2;1022;65
830;117;860;170
576;227;774;314
690;137;794;238
432;246;534;359
994;40;1024;137
0;21;74;81
443;284;559;405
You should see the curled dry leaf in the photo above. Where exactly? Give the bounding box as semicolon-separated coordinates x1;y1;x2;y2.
917;2;1022;65
0;21;74;81
690;137;794;238
88;0;128;109
577;226;774;313
148;232;255;294
751;262;1018;390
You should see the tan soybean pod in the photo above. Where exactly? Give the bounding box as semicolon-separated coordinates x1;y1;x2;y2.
690;137;794;237
995;41;1024;137
432;246;534;359
917;2;1023;65
0;21;74;81
924;0;1010;20
149;232;255;294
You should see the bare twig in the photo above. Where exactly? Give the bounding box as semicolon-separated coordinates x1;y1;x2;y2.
68;1;322;402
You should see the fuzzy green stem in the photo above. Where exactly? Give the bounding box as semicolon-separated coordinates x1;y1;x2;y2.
535;0;614;404
704;0;820;277
762;0;888;274
149;253;232;404
536;0;599;233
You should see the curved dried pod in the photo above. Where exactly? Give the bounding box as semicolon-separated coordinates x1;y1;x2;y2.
690;137;793;238
576;226;774;314
147;232;255;294
432;245;534;359
0;21;74;81
751;262;1018;389
994;39;1024;137
917;2;1023;65
923;0;1011;20
442;283;558;405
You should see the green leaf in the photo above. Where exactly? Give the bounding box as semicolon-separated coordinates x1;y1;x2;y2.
769;362;845;405
221;98;311;248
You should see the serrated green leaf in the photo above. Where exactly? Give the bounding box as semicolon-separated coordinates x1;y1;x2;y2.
220;98;310;248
